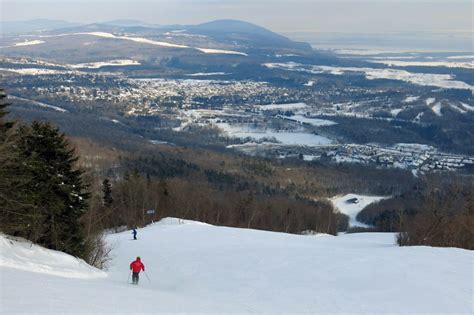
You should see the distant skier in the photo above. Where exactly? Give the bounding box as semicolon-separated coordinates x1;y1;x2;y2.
130;256;145;284
132;227;137;240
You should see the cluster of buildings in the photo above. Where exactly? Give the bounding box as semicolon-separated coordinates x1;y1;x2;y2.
327;143;473;173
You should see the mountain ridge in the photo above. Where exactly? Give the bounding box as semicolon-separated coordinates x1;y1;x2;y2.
1;18;313;52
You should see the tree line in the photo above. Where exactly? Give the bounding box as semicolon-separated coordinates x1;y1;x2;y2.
88;168;340;237
357;174;473;250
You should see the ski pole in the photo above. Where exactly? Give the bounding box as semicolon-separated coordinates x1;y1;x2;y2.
127;270;132;283
144;271;151;283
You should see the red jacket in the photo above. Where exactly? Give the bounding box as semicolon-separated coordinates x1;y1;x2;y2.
130;258;145;273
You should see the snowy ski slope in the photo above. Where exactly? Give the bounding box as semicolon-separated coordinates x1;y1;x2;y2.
331;194;389;228
1;218;472;314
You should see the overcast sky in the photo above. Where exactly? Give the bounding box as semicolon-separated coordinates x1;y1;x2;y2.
1;0;472;33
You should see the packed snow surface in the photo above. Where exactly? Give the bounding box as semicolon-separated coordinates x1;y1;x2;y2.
331;194;389;228
1;218;473;314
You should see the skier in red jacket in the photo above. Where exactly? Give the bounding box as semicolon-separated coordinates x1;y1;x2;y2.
130;256;145;284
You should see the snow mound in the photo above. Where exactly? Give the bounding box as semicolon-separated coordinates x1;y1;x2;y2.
331;194;389;227
0;234;106;279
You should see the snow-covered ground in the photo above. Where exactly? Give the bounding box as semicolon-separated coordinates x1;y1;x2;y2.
431;102;443;116
426;98;436;106
390;108;403;117
41;32;249;56
186;72;229;76
280;114;337;126
13;39;45;47
215;123;333;146
0;234;106;279
460;102;474;112
256;102;309;111
196;48;248;56
9;95;68;112
1;218;473;314
372;60;474;69
331;194;389;228
69;59;140;69
403;96;420;103
264;62;474;91
75;32;189;48
0;68;74;75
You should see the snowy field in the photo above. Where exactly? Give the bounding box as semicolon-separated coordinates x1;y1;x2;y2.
371;60;474;69
215;122;333;146
1;218;473;314
281;115;337;126
13;39;45;47
69;59;141;69
256;102;309;111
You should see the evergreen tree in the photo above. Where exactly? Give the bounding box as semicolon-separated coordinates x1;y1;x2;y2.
102;178;113;207
0;90;92;259
16;122;90;257
0;89;14;136
0;89;32;238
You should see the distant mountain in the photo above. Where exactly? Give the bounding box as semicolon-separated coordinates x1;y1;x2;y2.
48;23;127;34
46;22;164;37
100;20;159;28
2;18;313;54
1;19;82;34
188;19;312;51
